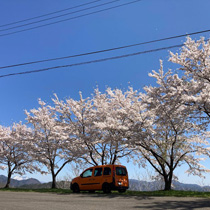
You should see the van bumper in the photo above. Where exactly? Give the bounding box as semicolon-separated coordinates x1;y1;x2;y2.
111;184;129;190
114;186;129;190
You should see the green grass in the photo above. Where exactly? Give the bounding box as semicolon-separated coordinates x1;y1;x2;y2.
0;188;210;198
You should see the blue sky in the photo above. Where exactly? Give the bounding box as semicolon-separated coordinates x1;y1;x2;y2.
1;0;210;184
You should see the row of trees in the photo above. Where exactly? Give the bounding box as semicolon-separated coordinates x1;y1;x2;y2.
1;37;210;190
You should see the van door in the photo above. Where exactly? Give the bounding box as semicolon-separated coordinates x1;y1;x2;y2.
79;168;93;190
103;166;113;185
89;167;103;190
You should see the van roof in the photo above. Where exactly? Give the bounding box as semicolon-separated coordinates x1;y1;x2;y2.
87;164;126;169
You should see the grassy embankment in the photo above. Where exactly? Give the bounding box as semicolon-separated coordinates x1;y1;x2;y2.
0;188;210;198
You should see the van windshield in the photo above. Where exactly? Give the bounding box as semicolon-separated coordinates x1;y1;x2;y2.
116;167;127;176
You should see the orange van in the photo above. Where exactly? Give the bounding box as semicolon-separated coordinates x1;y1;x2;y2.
70;164;129;193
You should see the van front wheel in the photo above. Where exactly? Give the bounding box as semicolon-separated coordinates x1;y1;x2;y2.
72;183;80;193
102;183;111;194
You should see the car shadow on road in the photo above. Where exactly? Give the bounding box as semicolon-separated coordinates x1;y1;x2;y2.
58;192;155;200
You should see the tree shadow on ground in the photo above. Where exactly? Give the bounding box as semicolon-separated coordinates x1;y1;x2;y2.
57;192;210;209
133;199;210;210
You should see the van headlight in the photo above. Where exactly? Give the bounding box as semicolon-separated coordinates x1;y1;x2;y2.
118;182;122;185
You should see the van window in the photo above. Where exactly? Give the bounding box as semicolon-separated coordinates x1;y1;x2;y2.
94;168;102;176
103;167;111;175
116;167;127;176
81;169;93;178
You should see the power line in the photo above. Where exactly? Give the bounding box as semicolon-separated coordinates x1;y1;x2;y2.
0;0;101;28
0;43;184;79
0;0;120;32
0;0;141;37
0;28;209;70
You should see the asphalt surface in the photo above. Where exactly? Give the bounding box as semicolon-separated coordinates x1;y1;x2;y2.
0;191;210;210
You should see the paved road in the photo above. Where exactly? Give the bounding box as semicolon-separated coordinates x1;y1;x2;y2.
0;191;210;210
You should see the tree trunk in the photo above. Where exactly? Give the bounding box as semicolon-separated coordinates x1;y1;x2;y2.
111;153;117;165
51;174;57;189
164;179;172;191
163;172;173;191
51;164;57;189
4;171;12;189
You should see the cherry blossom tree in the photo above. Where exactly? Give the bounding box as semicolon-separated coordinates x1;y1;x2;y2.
169;37;210;126
92;88;139;165
53;92;99;166
25;99;79;189
0;123;38;188
53;88;141;166
130;62;210;190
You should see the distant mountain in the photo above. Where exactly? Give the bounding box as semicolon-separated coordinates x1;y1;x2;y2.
20;181;71;189
128;179;210;192
172;180;210;192
0;175;40;188
129;179;164;191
